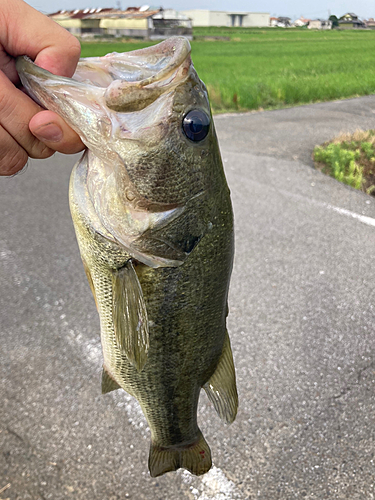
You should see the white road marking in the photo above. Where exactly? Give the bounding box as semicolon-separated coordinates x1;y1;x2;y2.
180;467;241;500
325;204;375;227
276;185;375;229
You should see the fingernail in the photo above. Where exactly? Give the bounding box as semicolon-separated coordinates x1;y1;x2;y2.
34;123;63;143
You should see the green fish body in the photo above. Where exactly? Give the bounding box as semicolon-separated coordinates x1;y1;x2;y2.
17;37;238;477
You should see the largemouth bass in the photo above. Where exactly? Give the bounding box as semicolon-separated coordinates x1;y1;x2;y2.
16;37;237;477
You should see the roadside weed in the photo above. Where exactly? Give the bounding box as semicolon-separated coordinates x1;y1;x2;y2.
314;130;375;195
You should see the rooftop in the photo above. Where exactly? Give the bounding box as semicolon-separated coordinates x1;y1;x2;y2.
49;7;160;20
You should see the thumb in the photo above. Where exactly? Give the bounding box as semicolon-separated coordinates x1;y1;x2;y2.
30;110;84;155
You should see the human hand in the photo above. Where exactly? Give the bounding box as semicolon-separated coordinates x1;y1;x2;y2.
0;0;84;176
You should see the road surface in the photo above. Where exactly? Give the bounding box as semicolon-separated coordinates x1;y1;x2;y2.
1;96;375;499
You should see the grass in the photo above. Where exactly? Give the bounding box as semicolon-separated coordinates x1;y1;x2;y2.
314;130;375;195
80;27;375;113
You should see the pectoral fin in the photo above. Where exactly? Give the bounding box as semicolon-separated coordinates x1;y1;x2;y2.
203;331;238;424
112;260;149;372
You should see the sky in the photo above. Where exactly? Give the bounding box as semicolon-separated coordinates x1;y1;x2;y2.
26;0;375;20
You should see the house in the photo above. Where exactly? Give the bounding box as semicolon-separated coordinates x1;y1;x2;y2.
49;7;192;39
276;17;292;27
269;16;292;27
365;18;375;29
338;13;366;29
308;19;332;30
293;17;310;27
179;9;270;28
269;17;279;27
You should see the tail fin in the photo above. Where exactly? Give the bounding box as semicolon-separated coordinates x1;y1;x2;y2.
148;431;212;477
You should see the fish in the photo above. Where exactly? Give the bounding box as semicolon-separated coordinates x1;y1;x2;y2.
16;37;238;477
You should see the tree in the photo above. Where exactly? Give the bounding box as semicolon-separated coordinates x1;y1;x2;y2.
329;15;339;27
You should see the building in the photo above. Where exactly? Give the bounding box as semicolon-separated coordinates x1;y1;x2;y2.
293;17;310;27
49;7;192;39
49;8;113;35
97;7;159;38
338;13;366;29
366;18;375;29
180;9;270;28
308;19;332;30
269;16;278;27
151;9;192;39
269;16;292;28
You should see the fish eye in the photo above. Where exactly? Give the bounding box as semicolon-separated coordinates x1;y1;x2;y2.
182;110;210;142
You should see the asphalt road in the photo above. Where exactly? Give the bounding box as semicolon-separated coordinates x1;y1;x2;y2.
1;96;375;500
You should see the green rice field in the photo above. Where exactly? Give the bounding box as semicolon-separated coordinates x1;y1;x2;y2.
80;27;375;113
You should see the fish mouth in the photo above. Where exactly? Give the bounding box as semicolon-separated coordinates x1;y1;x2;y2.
16;36;191;106
16;37;192;137
77;37;192;112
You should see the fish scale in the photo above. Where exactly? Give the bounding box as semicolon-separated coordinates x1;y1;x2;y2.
17;36;238;478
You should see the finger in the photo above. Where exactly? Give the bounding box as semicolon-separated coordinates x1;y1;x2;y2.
34;39;81;78
2;0;81;77
0;124;32;176
0;70;55;159
30;111;85;155
0;51;18;84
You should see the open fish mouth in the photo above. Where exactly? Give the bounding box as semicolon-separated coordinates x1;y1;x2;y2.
16;36;191;111
75;37;192;112
16;37;193;148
